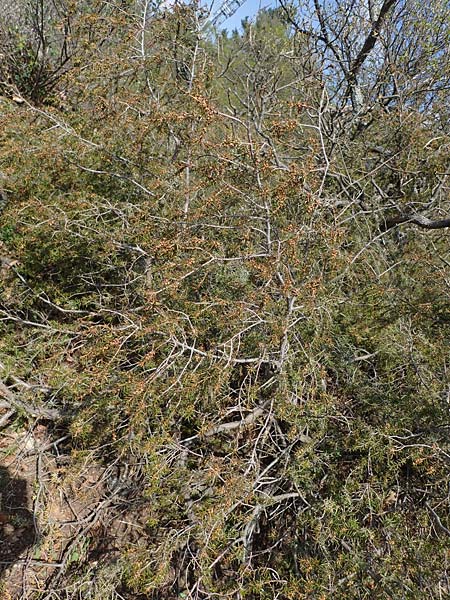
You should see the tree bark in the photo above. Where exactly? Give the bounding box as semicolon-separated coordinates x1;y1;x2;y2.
382;214;450;231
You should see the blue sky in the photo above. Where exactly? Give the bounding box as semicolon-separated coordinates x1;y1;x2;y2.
205;0;277;32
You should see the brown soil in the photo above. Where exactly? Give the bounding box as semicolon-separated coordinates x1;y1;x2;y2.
0;423;148;599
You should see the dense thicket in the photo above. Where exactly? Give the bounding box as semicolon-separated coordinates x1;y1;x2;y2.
0;1;449;598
